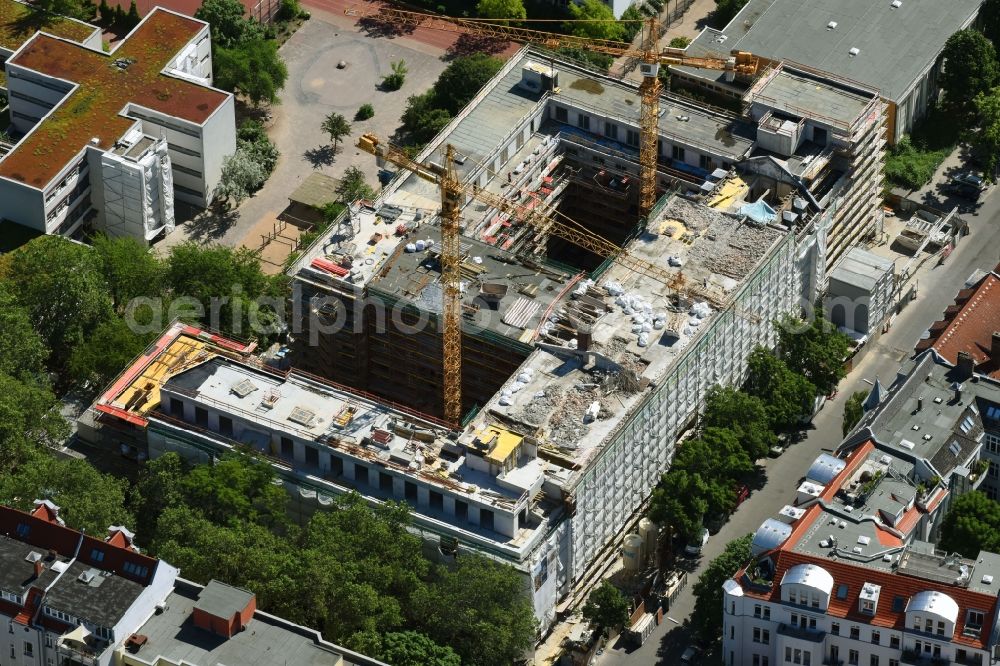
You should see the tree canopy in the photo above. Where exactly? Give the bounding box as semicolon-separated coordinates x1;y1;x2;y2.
842;390;867;436
196;0;264;48
744;347;816;430
401;92;453;144
431;53;504;115
940;30;1000;116
691;534;752;643
565;0;625;42
214;39;288;107
713;0;749;29
975;86;1000;180
940;491;1000;557
776;313;850;396
321;112;352;152
0;283;48;380
702;385;776;461
337;166;376;202
476;0;525;20
582;580;631;634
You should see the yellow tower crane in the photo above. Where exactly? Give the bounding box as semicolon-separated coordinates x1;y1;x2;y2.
357;134;762;423
346;5;759;220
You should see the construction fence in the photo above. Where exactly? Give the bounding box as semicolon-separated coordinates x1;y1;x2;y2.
249;0;280;24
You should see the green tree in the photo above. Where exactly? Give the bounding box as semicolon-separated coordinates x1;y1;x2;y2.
564;0;625;42
178;454;288;528
67;316;154;387
974;87;1000;180
432;53;504;114
776;312;851;396
5;235;113;373
669;36;692;48
713;0;748;28
940;29;1000;116
401;92;452;144
744;347;816;430
130;452;188;546
0;455;132;535
214;147;268;204
165;242;284;339
237;119;280;174
382;59;408;91
673;428;754;486
0;373;68;469
691;534;752;643
940;491;1000;557
32;0;90;19
842;390;867;436
702;386;776;461
373;631;461;666
412;555;536;666
214;39;287;107
355;103;375;120
650;468;710;545
581;580;630;635
476;0;525;21
0;283;48;380
337;166;376;202
619;5;645;42
91;234;165;312
195;0;264;47
321;112;351;153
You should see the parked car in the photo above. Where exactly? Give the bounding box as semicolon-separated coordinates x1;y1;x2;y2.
735;483;751;506
681;645;702;663
768;444;785;458
946;172;986;200
684;528;710;556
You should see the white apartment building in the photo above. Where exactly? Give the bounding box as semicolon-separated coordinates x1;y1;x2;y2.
0;5;235;242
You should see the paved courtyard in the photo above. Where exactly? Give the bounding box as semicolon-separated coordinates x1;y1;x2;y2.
157;7;448;255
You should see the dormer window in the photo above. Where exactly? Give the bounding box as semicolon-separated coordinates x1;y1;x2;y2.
965;609;985;637
861;599;875;614
859;582;880;615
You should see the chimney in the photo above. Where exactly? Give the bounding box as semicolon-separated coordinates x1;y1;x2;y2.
916;396;923;412
992;331;1000;361
576;324;592;353
33;560;44;579
957;351;975;380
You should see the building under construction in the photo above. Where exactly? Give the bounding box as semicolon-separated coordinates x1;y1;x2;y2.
83;49;887;634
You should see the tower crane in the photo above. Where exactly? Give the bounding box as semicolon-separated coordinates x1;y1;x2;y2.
357;133;762;424
346;6;759;221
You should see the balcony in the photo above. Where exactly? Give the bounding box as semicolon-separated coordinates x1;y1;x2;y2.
900;649;949;666
776;623;825;643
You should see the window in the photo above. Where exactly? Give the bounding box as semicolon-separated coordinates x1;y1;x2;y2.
849;649;859;666
837;583;849;599
379;472;393;492
604;123;618;140
169;143;202;158
831;622;840;635
850;626;860;640
219;416;233;437
788;590;798;604
331;456;343;477
869;656;879;666
194;406;209;426
480;508;494;530
762;629;770;645
430;490;444;510
753;627;763;643
871;630;880;645
455;500;468;520
891;596;906;612
172;164;203;178
354;464;368;484
810;594;820;609
404;481;417;501
967;609;985;635
889;661;899;666
763;607;770;620
24;642;32;657
753;656;760;666
170;397;185;417
924;619;933;633
280;437;294;458
626;129;639;147
16;523;30;538
936;620;945;636
90;549;104;563
554;106;568;122
730;626;735;639
889;635;899;649
672;145;685;162
304;446;318;466
754;604;762;618
785;647;791;662
577;113;590;130
122;561;149;578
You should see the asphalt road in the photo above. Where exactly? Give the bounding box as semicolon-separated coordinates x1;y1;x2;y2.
599;175;1000;666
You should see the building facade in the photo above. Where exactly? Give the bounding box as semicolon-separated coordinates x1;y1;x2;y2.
0;5;235;242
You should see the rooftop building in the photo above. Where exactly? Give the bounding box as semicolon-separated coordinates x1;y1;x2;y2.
676;0;981;142
825;246;895;336
0;499;385;666
0;5;235;241
723;351;1000;666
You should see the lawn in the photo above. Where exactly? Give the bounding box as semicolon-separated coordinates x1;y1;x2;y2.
885;105;962;190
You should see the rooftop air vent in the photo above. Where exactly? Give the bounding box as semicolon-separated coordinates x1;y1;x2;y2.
849;47;860;57
231;378;258;398
890;0;901;7
25;551;42;563
288;406;316;427
827;21;838;29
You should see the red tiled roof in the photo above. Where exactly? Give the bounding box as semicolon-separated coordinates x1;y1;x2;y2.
763;549;997;649
0;8;228;188
917;272;1000;378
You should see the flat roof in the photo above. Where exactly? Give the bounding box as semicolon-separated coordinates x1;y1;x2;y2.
194;580;253;619
132;579;378;666
0;8;228;188
289;172;341;210
750;65;876;129
698;0;981;103
828;246;894;292
0;0;97;52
